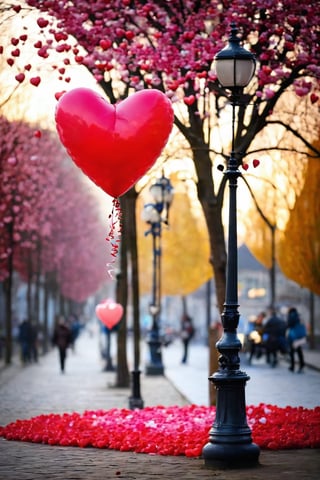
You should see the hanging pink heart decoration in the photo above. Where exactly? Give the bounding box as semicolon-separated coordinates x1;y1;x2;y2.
95;300;123;330
55;88;174;198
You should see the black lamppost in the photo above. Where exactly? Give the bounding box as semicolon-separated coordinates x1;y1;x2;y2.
142;175;173;375
202;24;260;467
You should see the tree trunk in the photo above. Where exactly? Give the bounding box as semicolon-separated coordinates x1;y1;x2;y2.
116;194;130;387
190;138;226;406
43;272;49;353
208;323;221;405
206;280;212;345
4;221;14;365
309;291;315;349
195;158;227;314
269;225;276;308
34;244;41;328
181;122;227;314
59;291;65;317
3;275;13;365
126;188;141;371
27;254;33;321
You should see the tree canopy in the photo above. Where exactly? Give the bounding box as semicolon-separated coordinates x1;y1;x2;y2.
1;0;319;311
277;153;320;294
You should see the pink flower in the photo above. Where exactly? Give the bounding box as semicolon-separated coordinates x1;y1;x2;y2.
265;88;275;99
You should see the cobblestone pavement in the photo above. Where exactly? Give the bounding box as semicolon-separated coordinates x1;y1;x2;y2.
0;326;319;479
0;443;319;480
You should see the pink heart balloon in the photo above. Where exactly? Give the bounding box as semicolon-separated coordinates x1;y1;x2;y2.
95;301;123;330
55;88;174;198
101;298;113;305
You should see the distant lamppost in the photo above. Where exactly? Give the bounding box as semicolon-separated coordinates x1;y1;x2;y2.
142;175;173;375
202;24;260;467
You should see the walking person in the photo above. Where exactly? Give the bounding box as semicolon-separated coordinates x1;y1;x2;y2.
52;316;72;373
262;308;287;367
180;314;195;364
18;318;32;364
247;311;266;364
69;313;82;352
287;307;306;373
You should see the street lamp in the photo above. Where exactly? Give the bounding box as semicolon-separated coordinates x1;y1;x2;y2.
142;175;173;375
202;23;260;467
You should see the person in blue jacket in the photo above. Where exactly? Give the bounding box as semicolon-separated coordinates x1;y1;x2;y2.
287;307;306;373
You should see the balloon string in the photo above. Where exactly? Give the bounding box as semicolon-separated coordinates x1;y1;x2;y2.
105;197;122;279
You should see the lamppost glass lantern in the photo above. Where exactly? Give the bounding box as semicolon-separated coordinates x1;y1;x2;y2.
150;176;174;205
214;23;256;89
141;204;161;224
143;174;173;375
202;24;260;468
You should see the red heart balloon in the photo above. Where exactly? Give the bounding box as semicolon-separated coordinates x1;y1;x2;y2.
55;88;174;198
95;301;123;330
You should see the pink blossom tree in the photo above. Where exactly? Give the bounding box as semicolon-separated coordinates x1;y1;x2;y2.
50;170;109;304
0;116;109;363
0;119;57;362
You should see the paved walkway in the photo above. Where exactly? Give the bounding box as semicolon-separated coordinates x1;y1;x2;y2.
0;325;319;479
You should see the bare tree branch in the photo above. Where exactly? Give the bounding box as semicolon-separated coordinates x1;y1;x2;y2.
240;174;275;229
245;146;320;159
266;120;320;157
0;84;20;110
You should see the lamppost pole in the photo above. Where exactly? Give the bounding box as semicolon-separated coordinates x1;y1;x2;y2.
202;23;260;467
142;175;173;376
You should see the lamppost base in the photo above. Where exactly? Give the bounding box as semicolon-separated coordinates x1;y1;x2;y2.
145;333;164;376
129;396;144;409
129;370;144;410
203;443;260;468
202;369;260;468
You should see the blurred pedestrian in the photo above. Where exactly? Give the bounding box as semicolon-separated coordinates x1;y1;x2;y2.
287;307;306;373
69;313;81;352
52;316;72;373
247;311;266;364
18;319;32;364
262;308;287;367
180;314;195;364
